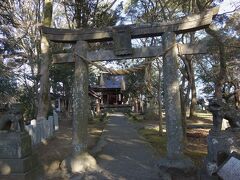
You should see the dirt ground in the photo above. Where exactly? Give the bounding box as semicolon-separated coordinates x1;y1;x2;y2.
35;119;105;179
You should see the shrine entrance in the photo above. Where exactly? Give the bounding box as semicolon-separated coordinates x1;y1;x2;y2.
42;7;219;174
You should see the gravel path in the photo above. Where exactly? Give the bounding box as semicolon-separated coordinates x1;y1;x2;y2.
75;113;160;180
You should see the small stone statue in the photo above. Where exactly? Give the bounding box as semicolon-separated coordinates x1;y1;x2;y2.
0;104;25;132
208;98;240;131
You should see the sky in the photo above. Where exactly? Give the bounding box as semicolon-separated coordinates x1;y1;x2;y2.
112;0;240;14
219;0;240;14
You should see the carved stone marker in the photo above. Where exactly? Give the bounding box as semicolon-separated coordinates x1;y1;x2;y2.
205;98;240;177
112;26;132;56
0;132;38;180
217;155;240;180
0;104;25;131
0;105;39;180
205;128;240;176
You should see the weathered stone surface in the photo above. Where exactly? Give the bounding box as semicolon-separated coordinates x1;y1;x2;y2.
36;119;45;143
0;168;38;180
0;156;33;174
0;103;25;132
25;124;36;145
112;26;132;56
61;152;97;173
158;156;195;172
72;41;89;155
0;131;39;180
206;130;240;163
159;31;195;177
217;155;240;180
53;111;59;131
158;156;196;179
0;132;31;159
52;43;208;63
48;116;54;137
42;7;219;42
26;117;56;145
205;130;240;176
44;117;54;139
162;31;184;158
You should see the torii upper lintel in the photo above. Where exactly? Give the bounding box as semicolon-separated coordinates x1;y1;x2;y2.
41;7;219;43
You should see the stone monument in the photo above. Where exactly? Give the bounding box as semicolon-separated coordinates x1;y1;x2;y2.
204;98;240;178
0;104;39;180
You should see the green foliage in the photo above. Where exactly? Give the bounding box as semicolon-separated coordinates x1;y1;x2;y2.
124;71;145;98
18;87;37;120
66;0;123;28
0;62;18;103
49;64;74;96
43;1;53;27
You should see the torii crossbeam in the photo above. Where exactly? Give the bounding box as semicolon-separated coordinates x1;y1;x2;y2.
42;7;218;43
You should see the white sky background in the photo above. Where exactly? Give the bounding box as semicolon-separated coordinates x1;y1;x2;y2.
219;0;240;14
111;0;240;14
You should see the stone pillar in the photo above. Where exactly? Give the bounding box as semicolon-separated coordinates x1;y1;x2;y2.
162;31;183;158
72;40;89;155
62;41;97;173
158;32;195;179
0;132;39;179
53;110;59;131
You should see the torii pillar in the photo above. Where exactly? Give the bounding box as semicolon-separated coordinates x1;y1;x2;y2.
158;32;195;178
72;41;89;155
62;41;97;173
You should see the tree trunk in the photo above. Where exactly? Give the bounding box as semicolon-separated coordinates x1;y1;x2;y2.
196;0;227;100
187;56;197;118
144;62;155;118
183;32;197;119
180;75;187;142
75;0;89;28
37;0;53;119
157;59;163;136
206;27;226;99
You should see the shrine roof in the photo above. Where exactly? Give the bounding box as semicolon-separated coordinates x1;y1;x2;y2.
92;75;124;90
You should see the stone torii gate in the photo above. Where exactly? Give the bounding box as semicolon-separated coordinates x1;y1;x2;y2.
42;7;219;174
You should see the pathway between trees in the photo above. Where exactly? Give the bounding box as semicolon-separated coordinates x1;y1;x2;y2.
73;113;160;180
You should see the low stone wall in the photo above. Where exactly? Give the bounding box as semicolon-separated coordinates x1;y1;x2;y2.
25;111;59;145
